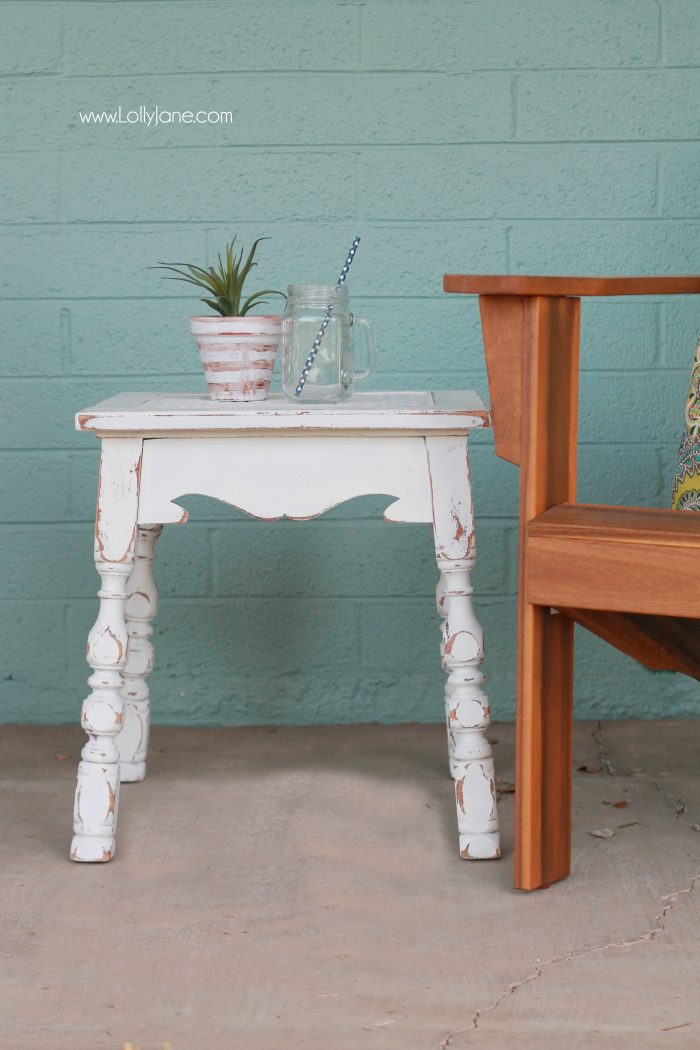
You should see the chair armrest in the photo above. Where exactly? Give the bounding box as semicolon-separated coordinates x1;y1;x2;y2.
443;274;700;297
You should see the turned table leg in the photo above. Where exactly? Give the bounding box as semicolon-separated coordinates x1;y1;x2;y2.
70;557;132;862
426;435;500;861
435;571;456;773
70;438;142;862
437;556;500;859
118;524;163;782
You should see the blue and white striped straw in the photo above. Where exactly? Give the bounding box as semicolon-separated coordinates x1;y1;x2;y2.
293;236;361;397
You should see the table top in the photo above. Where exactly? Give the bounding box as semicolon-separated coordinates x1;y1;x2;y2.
76;391;490;436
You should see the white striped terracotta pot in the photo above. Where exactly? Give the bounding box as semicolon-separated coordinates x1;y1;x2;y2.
189;315;282;401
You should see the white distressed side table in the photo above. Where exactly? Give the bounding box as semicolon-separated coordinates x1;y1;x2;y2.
70;391;500;864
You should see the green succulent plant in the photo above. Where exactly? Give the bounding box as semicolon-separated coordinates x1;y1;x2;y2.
153;237;285;317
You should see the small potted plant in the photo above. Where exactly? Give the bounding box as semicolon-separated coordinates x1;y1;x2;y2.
155;238;285;401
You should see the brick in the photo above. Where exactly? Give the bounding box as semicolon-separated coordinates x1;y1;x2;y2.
518;71;700;140
0;77;66;152
662;300;700;366
0;521;211;600
0;226;207;299
143;524;213;597
63;150;357;223
0;602;67;672
0;3;61;74
363;147;658;219
663;0;700;67
509;220;700;275
578;371;689;445
160;598;360;676
0;454;70;522
0;302;66;377
212;520;511;599
363;0;659;71
0;154;60;223
581;299;660;371
351;296;483;375
660;146;700;217
577;444;665;507
64;2;360;75
68;299;200;377
0;525;97;599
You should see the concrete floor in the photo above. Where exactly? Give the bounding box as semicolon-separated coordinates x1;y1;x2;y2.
1;721;699;1049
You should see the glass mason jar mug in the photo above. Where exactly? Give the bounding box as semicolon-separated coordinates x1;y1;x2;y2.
281;284;376;402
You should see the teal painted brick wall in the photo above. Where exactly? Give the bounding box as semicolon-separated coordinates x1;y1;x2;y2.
1;0;699;725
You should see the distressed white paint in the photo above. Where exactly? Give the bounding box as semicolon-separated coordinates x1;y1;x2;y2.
71;391;499;863
425;436;476;560
76;390;490;436
430;435;499;860
119;524;162;782
71;440;143;861
436;555;500;861
93;438;143;563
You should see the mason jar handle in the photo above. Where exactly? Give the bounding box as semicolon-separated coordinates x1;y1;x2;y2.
351;314;377;382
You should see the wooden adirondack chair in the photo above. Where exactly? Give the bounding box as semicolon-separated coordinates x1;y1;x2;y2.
445;274;700;891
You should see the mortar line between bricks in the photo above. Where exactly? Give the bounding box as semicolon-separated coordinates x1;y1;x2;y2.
510;74;518;139
357;0;364;66
54;65;700;78
5;139;700;154
2;216;698;227
658;0;666;65
4;217;700;227
1;368;691;383
0;596;516;607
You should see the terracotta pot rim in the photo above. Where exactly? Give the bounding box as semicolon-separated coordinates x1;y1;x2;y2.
189;314;282;322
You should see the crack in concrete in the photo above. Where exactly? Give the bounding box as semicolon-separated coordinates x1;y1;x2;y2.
453;870;700;1040
437;723;699;1045
592;720;617;776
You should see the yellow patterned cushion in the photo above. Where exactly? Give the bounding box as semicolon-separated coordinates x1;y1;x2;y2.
671;336;700;511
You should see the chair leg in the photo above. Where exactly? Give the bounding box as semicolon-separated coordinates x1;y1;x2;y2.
515;603;574;890
118;524;163;783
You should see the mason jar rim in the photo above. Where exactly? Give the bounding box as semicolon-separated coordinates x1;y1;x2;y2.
287;283;349;301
